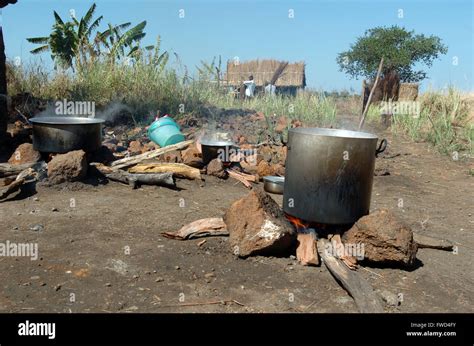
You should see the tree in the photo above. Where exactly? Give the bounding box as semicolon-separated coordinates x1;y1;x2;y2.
26;3;150;69
337;26;447;83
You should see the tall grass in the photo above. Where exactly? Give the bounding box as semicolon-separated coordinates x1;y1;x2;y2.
8;58;338;127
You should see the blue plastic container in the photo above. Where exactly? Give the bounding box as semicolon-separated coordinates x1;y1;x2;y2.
148;117;185;147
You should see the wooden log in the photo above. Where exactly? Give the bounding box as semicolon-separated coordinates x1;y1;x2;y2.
129;163;201;180
129;173;175;187
296;231;319;266
228;169;257;182
111;140;193;169
317;238;384;313
99;169;175;189
226;169;252;188
413;232;454;251
0;162;36;177
0;178;24;200
162;217;228;240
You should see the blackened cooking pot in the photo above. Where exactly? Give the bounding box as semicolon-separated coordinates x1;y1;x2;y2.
29;116;104;153
200;139;236;165
283;127;386;225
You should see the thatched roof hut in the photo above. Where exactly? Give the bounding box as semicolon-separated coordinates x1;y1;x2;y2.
225;59;306;89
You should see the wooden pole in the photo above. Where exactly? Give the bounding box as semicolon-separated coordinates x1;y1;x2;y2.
359;57;384;131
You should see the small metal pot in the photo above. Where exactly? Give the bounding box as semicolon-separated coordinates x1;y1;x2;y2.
200;140;236;165
263;176;285;194
29;116;104;153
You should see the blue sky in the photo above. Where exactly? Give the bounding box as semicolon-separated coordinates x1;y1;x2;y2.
1;0;473;91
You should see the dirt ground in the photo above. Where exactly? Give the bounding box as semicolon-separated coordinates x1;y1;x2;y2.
0;118;473;313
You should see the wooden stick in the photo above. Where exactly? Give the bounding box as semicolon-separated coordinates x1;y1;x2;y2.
228;168;257;182
414;232;454;251
159;299;244;308
317;238;383;313
359;57;384;130
226;169;252;188
111;140;193;169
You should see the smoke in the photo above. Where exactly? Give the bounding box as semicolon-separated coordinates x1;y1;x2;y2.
34;103;56;117
95;102;133;122
33;101;132;123
197;120;234;144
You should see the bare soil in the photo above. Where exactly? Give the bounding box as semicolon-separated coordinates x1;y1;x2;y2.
0;119;473;313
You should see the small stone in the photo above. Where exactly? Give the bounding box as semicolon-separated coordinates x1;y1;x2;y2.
30;276;40;280
379;290;401;307
206;159;227;179
51;207;59;212
105;283;112;287
40;282;46;287
12;226;18;230
155;277;164;282
29;224;44;232
55;284;62;291
33;197;39;201
175;266;180;270
204;273;215;278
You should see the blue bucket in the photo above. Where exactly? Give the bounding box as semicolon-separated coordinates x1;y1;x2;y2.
148;117;185;147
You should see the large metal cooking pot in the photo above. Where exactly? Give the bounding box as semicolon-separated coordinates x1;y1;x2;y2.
283;127;386;225
29;116;104;153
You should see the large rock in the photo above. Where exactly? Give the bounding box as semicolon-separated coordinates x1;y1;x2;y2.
47;150;88;184
342;209;418;267
8;143;41;165
225;189;296;257
181;144;202;168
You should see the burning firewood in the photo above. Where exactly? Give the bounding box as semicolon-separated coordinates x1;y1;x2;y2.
129;163;201;180
329;234;358;270
162;217;228;240
296;231;319;266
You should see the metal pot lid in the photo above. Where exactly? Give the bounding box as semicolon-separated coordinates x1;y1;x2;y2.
200;139;235;146
29;116;105;125
263;176;285;184
289;127;378;139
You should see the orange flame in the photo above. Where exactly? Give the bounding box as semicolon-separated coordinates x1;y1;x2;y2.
285;213;310;230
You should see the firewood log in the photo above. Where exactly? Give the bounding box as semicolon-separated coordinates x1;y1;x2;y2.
162;217;228;240
111;140;193;169
317;238;383;313
128;163;201;180
0;178;24;200
0;162;36;177
413;233;454;251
